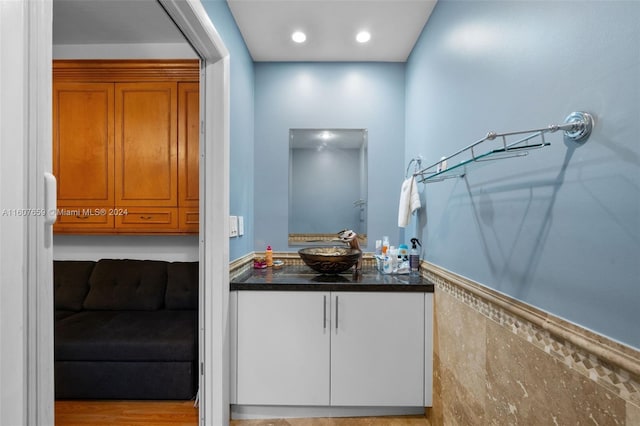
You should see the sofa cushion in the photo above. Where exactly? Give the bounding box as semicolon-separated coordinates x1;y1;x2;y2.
83;259;167;310
55;310;197;362
165;262;199;310
54;260;95;311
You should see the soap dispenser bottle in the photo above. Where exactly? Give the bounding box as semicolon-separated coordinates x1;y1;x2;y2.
265;245;273;267
409;238;421;274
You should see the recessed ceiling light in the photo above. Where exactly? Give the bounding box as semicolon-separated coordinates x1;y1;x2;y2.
356;31;371;43
291;31;307;43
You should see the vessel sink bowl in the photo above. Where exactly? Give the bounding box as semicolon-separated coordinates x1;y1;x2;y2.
298;247;361;274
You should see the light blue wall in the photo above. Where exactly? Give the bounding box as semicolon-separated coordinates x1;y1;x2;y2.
254;62;406;252
405;1;640;348
202;0;255;262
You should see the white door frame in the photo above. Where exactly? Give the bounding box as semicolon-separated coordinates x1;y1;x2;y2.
158;2;231;425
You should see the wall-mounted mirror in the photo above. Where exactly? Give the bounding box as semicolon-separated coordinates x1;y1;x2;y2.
288;129;367;246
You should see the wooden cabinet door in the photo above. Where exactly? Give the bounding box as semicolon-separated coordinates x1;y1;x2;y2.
236;291;331;406
178;82;199;207
115;82;177;207
330;292;425;407
178;82;199;232
53;82;114;207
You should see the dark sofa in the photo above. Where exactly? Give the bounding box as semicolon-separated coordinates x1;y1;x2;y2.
54;259;198;400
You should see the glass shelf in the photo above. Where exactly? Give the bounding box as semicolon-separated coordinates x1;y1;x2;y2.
412;112;593;184
418;141;550;183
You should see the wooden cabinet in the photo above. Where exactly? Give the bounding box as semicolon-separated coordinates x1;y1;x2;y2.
178;82;200;232
52;60;199;234
234;291;428;408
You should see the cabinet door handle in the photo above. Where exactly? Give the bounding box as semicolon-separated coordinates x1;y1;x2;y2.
139;215;152;220
335;295;339;331
323;295;327;330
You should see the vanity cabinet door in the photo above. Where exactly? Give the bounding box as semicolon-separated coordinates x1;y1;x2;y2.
330;292;425;407
236;291;331;405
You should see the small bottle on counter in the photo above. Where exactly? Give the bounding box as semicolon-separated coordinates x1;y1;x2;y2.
389;247;398;272
410;238;421;274
398;244;409;261
265;245;273;267
382;254;393;274
382;236;390;255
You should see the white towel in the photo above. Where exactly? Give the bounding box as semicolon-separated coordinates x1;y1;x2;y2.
398;176;421;227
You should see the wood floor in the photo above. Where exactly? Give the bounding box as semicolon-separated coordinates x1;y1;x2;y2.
55;401;199;426
55;401;431;425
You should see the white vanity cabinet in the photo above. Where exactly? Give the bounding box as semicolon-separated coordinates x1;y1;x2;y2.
233;290;431;408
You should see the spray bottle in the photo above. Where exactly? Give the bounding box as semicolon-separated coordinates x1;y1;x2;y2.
409;238;421;274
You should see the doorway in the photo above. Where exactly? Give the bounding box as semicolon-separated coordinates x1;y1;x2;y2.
47;0;230;425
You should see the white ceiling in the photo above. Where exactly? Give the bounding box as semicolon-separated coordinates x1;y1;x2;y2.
53;0;437;62
228;0;437;62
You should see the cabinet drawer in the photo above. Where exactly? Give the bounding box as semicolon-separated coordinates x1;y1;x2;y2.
179;208;199;233
54;206;114;233
115;207;178;231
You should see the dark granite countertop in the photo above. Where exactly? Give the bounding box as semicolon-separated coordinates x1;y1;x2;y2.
230;265;434;292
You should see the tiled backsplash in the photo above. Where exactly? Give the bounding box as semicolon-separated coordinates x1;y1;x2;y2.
423;260;640;425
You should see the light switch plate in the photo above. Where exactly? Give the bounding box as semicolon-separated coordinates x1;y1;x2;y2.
229;215;238;237
238;216;244;236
